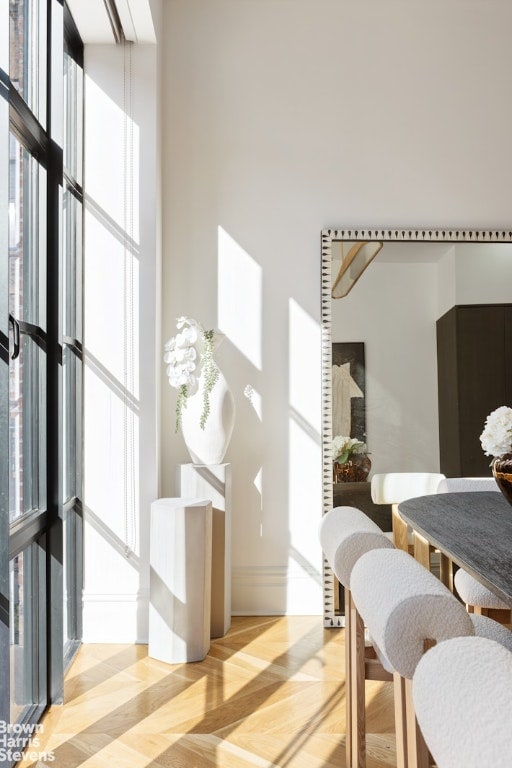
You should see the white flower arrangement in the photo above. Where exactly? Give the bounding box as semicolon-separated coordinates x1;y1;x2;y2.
480;406;512;458
332;434;368;464
164;316;218;432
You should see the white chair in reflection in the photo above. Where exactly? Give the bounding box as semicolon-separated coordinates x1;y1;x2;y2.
437;476;511;623
413;635;512;768
370;472;445;562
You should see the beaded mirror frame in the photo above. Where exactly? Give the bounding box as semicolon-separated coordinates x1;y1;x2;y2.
320;227;512;627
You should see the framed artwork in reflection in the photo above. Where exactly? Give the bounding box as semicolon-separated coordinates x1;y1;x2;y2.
331;342;366;442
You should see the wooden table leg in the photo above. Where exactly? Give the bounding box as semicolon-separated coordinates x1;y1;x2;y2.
440;553;453;591
392;504;410;553
414;532;431;571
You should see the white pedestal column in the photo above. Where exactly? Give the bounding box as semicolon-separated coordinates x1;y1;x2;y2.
149;497;212;663
177;463;232;638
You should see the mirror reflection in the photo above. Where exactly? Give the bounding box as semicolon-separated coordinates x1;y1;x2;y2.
321;230;512;623
330;239;512;476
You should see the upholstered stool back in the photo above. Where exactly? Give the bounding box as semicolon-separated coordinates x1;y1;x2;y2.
319;506;393;768
350;547;474;679
351;547;475;768
413;636;512;768
319;505;394;588
437;476;498;493
350;547;512;768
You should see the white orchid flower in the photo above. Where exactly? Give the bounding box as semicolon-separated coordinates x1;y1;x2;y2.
184;346;197;361
164;317;218;432
176;315;200;331
174;332;187;348
185;325;199;342
174;347;187;362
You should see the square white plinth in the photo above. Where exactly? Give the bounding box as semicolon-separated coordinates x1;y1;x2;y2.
177;464;231;638
149;497;212;664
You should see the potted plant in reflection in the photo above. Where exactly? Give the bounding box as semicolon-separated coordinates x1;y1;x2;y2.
332;435;371;483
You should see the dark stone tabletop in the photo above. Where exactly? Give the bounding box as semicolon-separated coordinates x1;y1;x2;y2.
399;491;512;607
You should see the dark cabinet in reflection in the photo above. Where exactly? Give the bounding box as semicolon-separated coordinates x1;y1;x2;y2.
437;304;512;477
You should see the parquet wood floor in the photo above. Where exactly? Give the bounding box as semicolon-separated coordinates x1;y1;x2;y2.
19;617;397;767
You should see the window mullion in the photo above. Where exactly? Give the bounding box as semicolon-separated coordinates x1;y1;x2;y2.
9;85;49;164
0;0;11;731
46;0;64;707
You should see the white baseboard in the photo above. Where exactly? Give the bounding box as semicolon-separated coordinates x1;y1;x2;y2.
231;565;322;616
82;589;150;643
82;567;322;643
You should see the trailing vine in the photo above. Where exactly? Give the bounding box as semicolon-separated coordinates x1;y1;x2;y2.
200;329;219;429
175;383;188;433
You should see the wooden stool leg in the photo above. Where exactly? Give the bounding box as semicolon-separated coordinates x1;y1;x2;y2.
472;605;511;623
392;504;410;553
393;672;408;768
348;590;366;768
345;587;353;768
405;677;430;768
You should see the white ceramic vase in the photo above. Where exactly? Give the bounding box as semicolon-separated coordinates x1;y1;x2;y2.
180;335;235;465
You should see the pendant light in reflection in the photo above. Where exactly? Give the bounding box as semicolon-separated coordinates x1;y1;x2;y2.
331;241;383;299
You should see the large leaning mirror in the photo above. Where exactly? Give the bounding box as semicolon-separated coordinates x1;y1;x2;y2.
321;228;512;626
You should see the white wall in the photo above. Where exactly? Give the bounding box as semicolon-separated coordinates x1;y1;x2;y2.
82;39;160;642
81;0;512;635
454;244;512;307
159;0;512;616
437;244;512;317
331;261;440;474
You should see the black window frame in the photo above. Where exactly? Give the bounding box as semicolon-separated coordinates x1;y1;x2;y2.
1;0;84;733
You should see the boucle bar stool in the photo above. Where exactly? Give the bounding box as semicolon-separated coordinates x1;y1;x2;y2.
370;472;445;557
350;547;512;768
319;506;394;768
454;568;511;621
437;477;511;623
413;636;512;768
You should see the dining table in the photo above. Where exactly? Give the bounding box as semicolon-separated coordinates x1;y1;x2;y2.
398;490;512;608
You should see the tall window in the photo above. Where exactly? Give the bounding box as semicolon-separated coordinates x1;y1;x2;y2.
62;13;83;661
2;0;83;731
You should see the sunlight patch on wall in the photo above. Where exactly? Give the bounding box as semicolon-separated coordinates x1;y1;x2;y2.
254;467;264;536
288;417;322;565
244;384;262;421
289;298;322;433
83;60;141;573
84;74;140;241
287;299;323;594
84;211;140;390
217;226;262;370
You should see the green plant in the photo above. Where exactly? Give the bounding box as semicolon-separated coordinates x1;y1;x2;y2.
199;329;219;429
332;435;368;464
